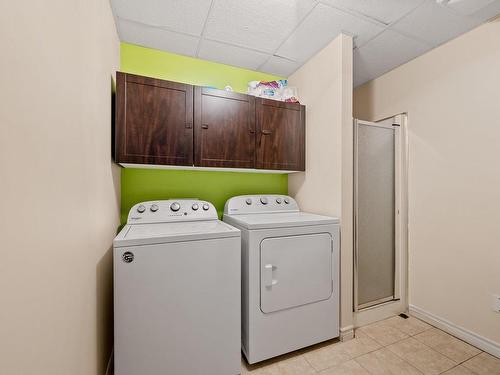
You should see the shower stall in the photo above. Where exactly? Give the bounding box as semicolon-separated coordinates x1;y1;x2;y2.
353;114;408;325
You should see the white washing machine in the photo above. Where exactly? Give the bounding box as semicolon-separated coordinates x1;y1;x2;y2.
223;195;340;364
114;199;241;375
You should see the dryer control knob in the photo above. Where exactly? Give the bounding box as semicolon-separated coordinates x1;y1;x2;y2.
245;198;252;205
276;197;282;204
202;203;210;211
150;204;159;212
170;202;181;212
137;205;146;213
260;197;268;205
192;203;199;211
284;198;290;204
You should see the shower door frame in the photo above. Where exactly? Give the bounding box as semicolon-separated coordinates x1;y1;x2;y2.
353;114;408;325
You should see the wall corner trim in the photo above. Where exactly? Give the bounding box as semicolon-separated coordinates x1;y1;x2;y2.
409;305;500;358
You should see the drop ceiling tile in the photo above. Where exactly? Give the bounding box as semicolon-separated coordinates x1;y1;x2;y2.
392;0;479;46
198;40;270;71
321;0;425;24
203;0;317;53
117;18;199;57
111;0;212;35
463;0;500;22
277;3;384;62
442;0;497;16
354;29;432;87
354;51;380;87
260;56;301;77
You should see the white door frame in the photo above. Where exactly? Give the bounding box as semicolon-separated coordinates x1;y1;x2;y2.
353;114;409;327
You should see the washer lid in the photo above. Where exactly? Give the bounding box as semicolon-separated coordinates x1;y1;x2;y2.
223;212;339;230
114;220;240;247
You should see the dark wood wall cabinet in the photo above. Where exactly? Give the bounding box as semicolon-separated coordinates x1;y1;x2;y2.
256;98;305;171
194;87;256;169
115;72;193;166
114;72;305;172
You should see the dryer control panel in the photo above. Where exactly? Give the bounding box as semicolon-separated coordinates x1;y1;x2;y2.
224;195;299;215
127;199;218;224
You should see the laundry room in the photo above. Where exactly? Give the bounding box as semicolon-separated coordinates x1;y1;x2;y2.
2;1;500;375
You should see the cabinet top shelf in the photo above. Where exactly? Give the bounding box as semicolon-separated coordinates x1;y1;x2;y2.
117;71;304;108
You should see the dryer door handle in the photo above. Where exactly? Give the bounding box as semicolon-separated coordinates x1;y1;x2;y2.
264;264;278;287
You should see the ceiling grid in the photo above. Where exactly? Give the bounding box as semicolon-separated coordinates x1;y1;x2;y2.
111;0;500;86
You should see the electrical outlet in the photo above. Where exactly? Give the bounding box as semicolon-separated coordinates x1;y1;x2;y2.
493;294;500;313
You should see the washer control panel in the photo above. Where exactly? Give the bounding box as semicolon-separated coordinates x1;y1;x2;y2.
224;195;299;215
127;199;218;224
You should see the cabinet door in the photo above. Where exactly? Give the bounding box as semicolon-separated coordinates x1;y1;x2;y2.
255;98;305;171
115;72;193;165
194;88;255;168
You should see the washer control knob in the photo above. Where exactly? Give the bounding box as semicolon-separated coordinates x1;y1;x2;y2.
192;203;199;211
260;197;268;205
202;203;210;211
284;198;290;204
137;205;146;213
276;197;282;204
150;204;159;212
245;198;252;205
170;202;181;212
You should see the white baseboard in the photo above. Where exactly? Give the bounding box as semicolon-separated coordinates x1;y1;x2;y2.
340;325;354;342
409;305;500;358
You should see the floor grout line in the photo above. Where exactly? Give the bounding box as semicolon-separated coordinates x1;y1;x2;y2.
411;327;484;365
449;351;484;375
353;353;426;375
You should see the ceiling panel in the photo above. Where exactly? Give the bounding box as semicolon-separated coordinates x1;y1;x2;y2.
203;0;317;53
111;0;499;86
353;52;382;88
111;0;212;35
442;0;497;16
321;0;425;24
260;56;301;77
354;29;431;87
277;3;384;62
392;1;479;46
453;0;500;22
198;40;270;71
117;18;200;57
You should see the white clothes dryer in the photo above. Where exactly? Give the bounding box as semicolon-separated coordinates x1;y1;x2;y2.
223;195;340;364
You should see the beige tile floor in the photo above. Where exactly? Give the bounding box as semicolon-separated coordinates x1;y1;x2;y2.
241;315;500;375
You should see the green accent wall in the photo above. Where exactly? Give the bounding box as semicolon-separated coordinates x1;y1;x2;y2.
119;43;288;223
121;43;283;93
121;169;287;223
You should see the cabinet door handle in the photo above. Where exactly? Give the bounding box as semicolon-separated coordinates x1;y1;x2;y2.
186;122;193;129
261;130;272;135
201;124;209;129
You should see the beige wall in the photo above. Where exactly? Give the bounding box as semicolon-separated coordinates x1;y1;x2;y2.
354;18;500;349
0;1;120;374
289;34;354;338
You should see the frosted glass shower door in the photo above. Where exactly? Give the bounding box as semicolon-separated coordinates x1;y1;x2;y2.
354;119;400;310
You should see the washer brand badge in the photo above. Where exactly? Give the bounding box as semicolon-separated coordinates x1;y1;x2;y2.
122;251;134;263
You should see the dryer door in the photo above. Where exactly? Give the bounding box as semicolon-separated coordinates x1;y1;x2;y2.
260;233;332;313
